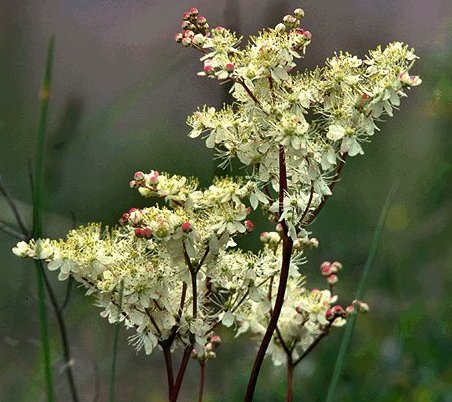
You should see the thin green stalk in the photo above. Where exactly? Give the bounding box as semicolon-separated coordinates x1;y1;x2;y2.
32;35;55;402
108;280;125;402
325;182;398;402
33;35;54;237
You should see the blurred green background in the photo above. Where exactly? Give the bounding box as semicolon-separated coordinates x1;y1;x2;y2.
1;0;451;401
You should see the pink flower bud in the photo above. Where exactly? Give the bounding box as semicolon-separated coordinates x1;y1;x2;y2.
210;335;221;346
203;63;214;75
327;274;338;285
181;20;191;29
225;62;235;72
134;228;143;238
332;305;347;318
325;308;335;321
149;170;159;184
181;221;192;233
134;171;145;181
129;180;137;188
189;7;199;16
320;261;332;276
275;223;283;232
361;93;369;101
197;16;207;24
142;227;152;239
346;305;355;315
182;37;192;47
129;208;137;214
259;232;269;242
302;30;312;40
182;12;190;20
244;220;254;232
174;33;183;43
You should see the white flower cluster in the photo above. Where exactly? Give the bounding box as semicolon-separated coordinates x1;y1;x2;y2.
180;9;420;239
12;7;419;370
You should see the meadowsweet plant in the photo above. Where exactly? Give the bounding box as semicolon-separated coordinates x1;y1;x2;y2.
13;7;420;402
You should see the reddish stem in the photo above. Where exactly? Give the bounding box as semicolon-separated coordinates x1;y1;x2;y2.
163;347;175;399
198;361;205;402
244;146;294;402
170;346;192;402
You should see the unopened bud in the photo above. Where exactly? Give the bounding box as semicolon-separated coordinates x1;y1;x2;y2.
182;11;190;20
244;220;254;232
148;170;159;185
189;7;199;16
129;180;137;188
142;227;152;239
225;62;235;72
331;261;343;272
353;300;369;313
197;16;207;24
128;209;143;225
302;30;312;40
320;261;332;276
174;33;183;43
275;223;284;232
181;221;192;233
346;305;355;315
204;63;215;75
182;37;192;47
325;308;335;321
192;34;206;46
283;15;297;24
134;171;145;181
275;23;286;32
134;228;144;238
310;238;319;248
327;274;338;285
293;8;305;19
210;335;221;346
332;305;347;318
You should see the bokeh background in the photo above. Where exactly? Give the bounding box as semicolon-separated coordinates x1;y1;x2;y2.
1;0;451;401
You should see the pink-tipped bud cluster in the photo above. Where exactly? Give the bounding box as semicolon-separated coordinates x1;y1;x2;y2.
134;227;153;239
320;261;342;276
192;334;222;361
176;8;209;48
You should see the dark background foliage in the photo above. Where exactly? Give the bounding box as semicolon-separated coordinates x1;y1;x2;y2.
1;0;451;401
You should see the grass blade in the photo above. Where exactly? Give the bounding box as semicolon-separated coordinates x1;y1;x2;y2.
108;280;125;402
32;35;55;402
325;182;399;402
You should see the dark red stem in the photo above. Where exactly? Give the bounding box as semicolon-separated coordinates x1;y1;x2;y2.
170;346;193;402
244;147;294;401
